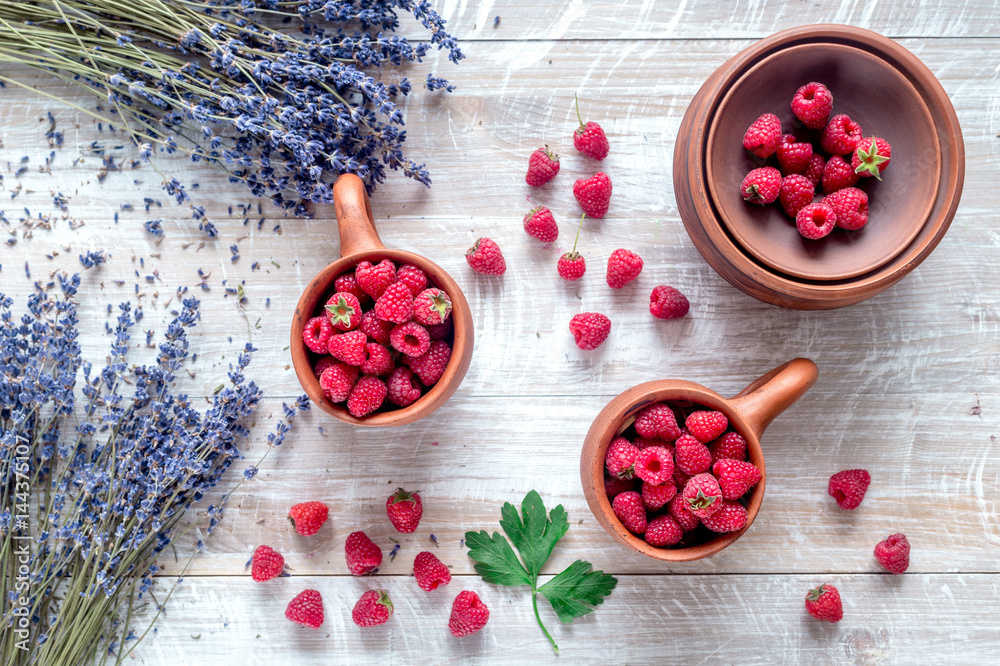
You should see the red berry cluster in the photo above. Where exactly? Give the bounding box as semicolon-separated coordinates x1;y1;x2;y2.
303;259;454;418
604;402;761;548
740;81;892;240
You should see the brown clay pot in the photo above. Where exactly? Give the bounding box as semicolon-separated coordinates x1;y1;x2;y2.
580;358;818;561
290;174;474;426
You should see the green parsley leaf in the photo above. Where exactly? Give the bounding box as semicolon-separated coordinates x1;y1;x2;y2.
464;530;531;586
499;490;568;577
538;559;618;623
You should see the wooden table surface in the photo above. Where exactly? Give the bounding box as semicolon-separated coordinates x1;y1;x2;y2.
2;1;999;663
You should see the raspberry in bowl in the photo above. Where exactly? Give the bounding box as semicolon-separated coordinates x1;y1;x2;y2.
580;358;817;561
290;174;473;426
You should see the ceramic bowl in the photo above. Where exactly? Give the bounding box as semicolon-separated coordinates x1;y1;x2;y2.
580;359;818;561
289;174;474;427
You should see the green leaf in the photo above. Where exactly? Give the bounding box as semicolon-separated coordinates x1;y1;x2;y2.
464;529;532;587
499;490;569;577
537;560;618;624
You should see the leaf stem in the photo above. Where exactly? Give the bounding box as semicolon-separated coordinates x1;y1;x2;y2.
570;213;585;255
531;582;558;654
574;92;584;129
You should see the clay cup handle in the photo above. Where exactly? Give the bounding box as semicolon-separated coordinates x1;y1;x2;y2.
727;358;818;441
334;173;384;257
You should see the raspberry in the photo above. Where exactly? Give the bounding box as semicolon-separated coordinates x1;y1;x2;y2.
605;475;638;500
526;146;560;186
852;137;891;179
828;468;871;510
405;340;451;385
449;590;490;637
288;501;329;536
358;310;393;346
805;584;843;623
573;172;612;218
791;81;833;129
824;187;869;231
355;259;397;299
802;153;825;188
568;312;611;350
634;437;670;452
466;237;506;276
674;433;711;475
612;490;647;534
334;272;368;304
390;321;430;357
700;499;748;533
286;589;324;628
778;174;815;218
682;473;723;520
302;316;333;354
386;366;422;407
776;134;813;174
327;330;367;366
742;112;782;159
740;166;782;205
313;355;337;379
360;343;394;377
319;362;360;402
821;155;859;194
668;493;701;532
523;206;559;243
874;533;910;574
685;410;728;443
820;114;863;155
374;282;414;324
425;319;453;341
345;531;382;575
385;487;423;533
712;459;762;500
352;589;393;627
558;213;587;281
634;445;674;485
347;375;387;417
413;288;452;326
325;292;362;331
396;264;429;297
413;551;451;591
572;94;610;160
635;404;683;441
251;544;284;582
606;249;643;289
796;203;837;240
641;480;677;511
673;467;693;492
644;514;684;547
649;285;689;320
708;431;748;465
605;437;638;479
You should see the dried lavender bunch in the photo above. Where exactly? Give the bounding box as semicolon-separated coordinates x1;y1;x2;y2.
0;275;304;664
0;0;463;219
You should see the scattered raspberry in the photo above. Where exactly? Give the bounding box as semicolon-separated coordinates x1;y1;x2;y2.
700;499;748;533
303;316;334;354
802;153;825;188
668;493;701;532
644;514;684;547
634;446;674;486
352;589;393;627
374;282;415;324
824;187;869;231
405;340;452;385
682;473;723;520
828;469;871;510
286;589;324;628
313;355;338;379
635;404;683;441
649;285;689;320
558;213;587;281
605;475;637;500
288;501;329;537
569;312;611;350
327;330;368;366
791;81;833;129
523;206;559;243
605;437;638;479
396;264;429;297
641;480;677;511
685;410;728;443
334;272;368;304
674;433;712;475
821;155;859;194
776;134;813;174
358;310;394;346
413;551;452;591
740;166;782;205
606;248;643;289
425;318;453;341
805;584;843;623
386;487;423;533
796;203;837;240
572;94;610;160
347;375;387;417
413;288;452;326
390;321;430;358
449;590;490;637
709;431;747;465
320;362;360;402
386;366;422;407
251;545;284;582
612;490;647;534
712;459;762;500
466;237;507;276
325;292;362;331
874;533;910;574
852;137;891;179
360;343;394;377
820;114;863;155
778;174;815;218
345;531;383;575
573;172;612;218
355;259;397;299
743;112;782;158
526;146;561;186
